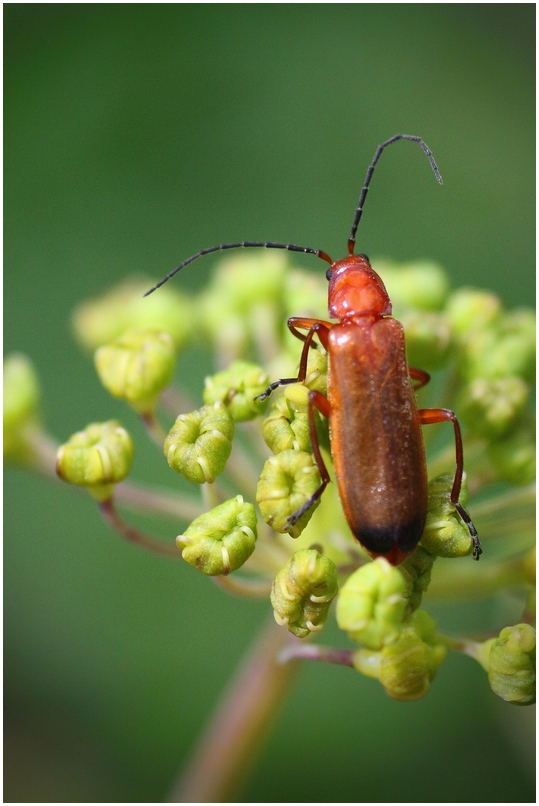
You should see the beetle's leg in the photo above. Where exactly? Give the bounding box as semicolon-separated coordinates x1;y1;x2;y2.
287;317;333;350
409;366;430;391
419;408;482;560
256;318;332;401
286;390;332;527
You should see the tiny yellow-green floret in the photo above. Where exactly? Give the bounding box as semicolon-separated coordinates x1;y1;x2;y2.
271;548;338;638
56;420;134;501
177;495;258;575
165;401;235;484
95;327;175;414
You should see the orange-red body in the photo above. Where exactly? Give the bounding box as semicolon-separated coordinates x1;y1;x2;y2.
293;254;429;565
327;262;428;565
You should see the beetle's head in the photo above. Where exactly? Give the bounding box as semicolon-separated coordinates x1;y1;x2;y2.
326;254;392;319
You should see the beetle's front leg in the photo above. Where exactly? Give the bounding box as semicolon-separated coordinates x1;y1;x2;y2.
409;366;430;391
255;318;332;401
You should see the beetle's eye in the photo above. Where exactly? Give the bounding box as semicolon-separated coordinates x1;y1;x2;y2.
325;268;332;281
358;253;370;262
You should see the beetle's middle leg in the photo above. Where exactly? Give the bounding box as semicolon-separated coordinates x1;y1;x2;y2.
255;316;333;527
286;389;332;528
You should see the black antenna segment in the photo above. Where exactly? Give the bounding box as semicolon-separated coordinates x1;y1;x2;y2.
347;134;443;255
144;241;333;296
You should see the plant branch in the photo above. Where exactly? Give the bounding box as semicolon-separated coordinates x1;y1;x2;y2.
99;498;179;558
141;411;168;446
212;574;272;598
166;618;302;803
115;480;204;522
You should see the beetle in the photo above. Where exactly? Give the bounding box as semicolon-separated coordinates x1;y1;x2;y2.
145;134;481;565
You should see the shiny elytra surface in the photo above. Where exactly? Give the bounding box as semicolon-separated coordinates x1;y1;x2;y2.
328;316;428;563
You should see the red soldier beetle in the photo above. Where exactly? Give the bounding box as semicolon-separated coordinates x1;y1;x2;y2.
145;134;482;565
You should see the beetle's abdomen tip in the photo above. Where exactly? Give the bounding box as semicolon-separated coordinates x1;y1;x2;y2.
354;517;426;566
369;544;412;567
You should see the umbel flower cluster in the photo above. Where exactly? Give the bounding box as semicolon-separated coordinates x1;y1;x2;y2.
5;253;535;703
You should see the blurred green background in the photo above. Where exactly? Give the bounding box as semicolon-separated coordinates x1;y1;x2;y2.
5;5;535;802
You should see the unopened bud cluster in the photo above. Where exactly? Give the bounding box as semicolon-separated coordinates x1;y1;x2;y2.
271;548;338;638
165;401;235;484
177;496;257;576
475;623;536;705
420;473;475;558
3;354;41;464
6;253;535;707
95;328;175;414
353;610;447;701
56;420;134;501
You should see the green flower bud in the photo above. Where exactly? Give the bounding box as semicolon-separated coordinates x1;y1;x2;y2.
400;546;436;613
302;347;328;396
95;328;175;414
177;495;257;576
4;353;40;430
281;380;330;455
271;548;338;638
372;260;450;312
164;401;234;484
420;473;474;558
3;354;41;463
445;288;502;337
486;420;535;486
281;382;309;411
208;252;287;312
256;449;321;538
458;308;536;384
497;309;535;383
481;624;536;705
336;558;411;649
379;610;447;701
72;277;193;351
353;610;447;701
458;376;529;440
351;646;382;680
199;253;287;352
283;269;328;321
203;360;270;422
401;310;452;371
198;297;247;359
56;420;134;501
262;393;311;454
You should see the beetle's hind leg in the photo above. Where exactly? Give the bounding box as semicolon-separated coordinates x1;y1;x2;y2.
419;407;482;560
454;502;482;560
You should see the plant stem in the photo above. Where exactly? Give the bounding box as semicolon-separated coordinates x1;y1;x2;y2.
115;480;204;521
141;411;167;447
212;574;272;598
99;498;179;558
278;642;355;667
160;386;197;418
166;618;301;803
29;428;60;478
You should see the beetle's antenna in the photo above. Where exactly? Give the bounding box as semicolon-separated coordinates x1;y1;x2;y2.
347;134;443;256
144;241;333;296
